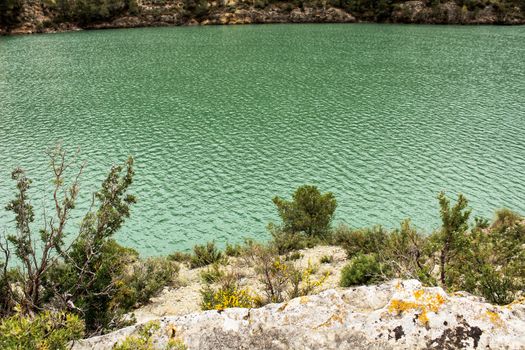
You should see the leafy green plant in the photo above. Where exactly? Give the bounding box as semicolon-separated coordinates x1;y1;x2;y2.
200;285;258;310
113;321;160;350
434;192;471;287
320;255;333;264
113;257;179;310
200;263;225;284
285;251;303;261
272;185;337;237
0;311;84;350
336;225;388;258
224;243;243;257
340;254;382;287
190;242;222;268
168;251;192;263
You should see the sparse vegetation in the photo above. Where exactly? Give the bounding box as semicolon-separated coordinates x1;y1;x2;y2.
340;254;382;287
190;242;222;268
320;255;333;264
0;150;524;349
0;311;84;350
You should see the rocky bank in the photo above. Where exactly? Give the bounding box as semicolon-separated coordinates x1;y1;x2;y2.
2;0;524;36
74;279;525;349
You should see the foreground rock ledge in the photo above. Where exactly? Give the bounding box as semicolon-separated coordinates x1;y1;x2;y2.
75;280;525;349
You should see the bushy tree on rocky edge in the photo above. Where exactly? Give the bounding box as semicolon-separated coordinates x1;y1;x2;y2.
0;146;135;333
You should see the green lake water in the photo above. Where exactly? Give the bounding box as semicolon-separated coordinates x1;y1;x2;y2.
1;24;524;256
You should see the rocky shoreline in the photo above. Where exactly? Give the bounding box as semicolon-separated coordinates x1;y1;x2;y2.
74;279;525;349
1;0;524;36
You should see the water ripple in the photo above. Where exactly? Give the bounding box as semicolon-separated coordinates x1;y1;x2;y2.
0;24;524;256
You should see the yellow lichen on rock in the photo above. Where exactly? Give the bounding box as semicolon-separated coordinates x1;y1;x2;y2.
388;291;446;326
484;310;505;329
315;311;345;329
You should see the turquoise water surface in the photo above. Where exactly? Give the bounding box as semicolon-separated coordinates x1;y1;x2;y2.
1;24;524;255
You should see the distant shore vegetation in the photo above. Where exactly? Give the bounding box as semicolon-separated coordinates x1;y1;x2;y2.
0;148;523;349
1;0;524;34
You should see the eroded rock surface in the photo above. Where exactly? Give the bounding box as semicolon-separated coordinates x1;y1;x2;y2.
74;279;525;349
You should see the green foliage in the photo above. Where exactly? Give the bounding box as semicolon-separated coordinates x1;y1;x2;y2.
113;320;188;349
167;251;192;263
335;225;388;258
491;208;523;233
200;263;225;284
319;255;333;264
53;156;136;334
243;243;327;304
0;0;23;27
269;224;310;254
200;284;257;310
224;242;243;257
46;240;139;334
435;192;471;287
272;185;337;237
0;311;84;350
113;321;160;350
456;210;525;304
113;257;179;310
46;0;139;25
190;242;222;268
285;251;303;261
340;254;382;287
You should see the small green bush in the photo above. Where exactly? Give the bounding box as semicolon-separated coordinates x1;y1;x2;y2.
272;185;337;237
270;225;307;254
320;255;333;264
491;208;523;233
112;320;187;349
113;257;179;309
225;242;243;257
285;251;303;261
113;321;158;350
200;263;225;284
190;242;222;268
168;251;192;263
340;254;382;287
0;311;84;350
336;225;388;258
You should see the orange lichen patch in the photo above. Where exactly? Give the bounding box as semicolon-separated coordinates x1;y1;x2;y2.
315;311;345;329
388;291;446;326
505;296;525;309
485;310;505;329
300;296;309;305
277;302;288;312
414;289;425;300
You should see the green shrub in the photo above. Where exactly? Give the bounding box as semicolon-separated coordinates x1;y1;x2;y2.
200;263;225;284
336;225;388;258
272;185;337;237
270;225;308;254
491;208;523;233
285;251;303;261
0;311;84;350
225;242;243;257
190;242;222;268
45;240;139;334
113;321;158;350
200;284;258;310
340;254;382;287
113;257;179;310
320;255;333;264
113;320;187;350
168;251;192;263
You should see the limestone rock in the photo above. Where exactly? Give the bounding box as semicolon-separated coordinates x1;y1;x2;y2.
74;279;525;350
